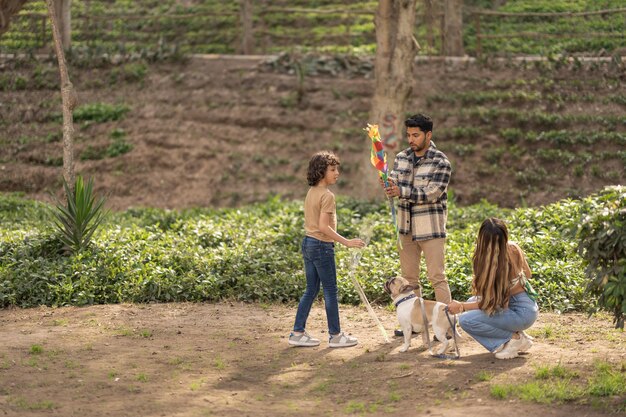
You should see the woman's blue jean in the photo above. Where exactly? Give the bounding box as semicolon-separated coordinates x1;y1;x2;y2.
293;236;341;335
459;292;538;352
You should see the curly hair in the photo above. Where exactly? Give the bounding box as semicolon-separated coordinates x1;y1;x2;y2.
307;151;340;186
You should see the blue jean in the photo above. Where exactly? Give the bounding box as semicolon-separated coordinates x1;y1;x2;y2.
459;292;538;352
293;236;340;335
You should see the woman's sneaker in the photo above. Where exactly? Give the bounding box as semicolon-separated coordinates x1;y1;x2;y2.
288;332;320;347
495;336;525;359
329;332;358;348
518;331;534;352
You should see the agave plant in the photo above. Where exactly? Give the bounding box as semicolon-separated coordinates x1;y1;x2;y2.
50;175;107;254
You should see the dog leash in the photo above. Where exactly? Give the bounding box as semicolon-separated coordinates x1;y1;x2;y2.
431;306;461;360
418;292;460;360
417;296;435;356
414;285;460;359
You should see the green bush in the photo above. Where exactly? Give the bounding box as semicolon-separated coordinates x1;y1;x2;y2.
106;137;133;158
0;191;609;311
49;176;108;254
575;186;626;328
73;103;130;123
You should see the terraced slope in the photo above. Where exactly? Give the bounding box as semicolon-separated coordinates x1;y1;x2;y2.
0;54;623;209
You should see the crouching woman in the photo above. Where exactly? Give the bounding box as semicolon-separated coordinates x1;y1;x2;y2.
447;217;538;359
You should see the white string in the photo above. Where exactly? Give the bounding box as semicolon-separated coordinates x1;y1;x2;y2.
348;222;390;344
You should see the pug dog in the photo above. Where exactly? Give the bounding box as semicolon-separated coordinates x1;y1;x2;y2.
384;276;458;354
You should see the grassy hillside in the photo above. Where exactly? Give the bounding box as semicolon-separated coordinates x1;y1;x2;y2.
1;0;624;56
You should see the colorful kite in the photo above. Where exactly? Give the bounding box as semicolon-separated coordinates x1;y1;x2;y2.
366;124;389;186
365;123;399;246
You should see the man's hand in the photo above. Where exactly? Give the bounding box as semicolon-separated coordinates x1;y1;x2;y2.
384;183;400;198
379;178;400;198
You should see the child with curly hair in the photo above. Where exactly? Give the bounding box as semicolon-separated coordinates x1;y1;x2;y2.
289;151;366;348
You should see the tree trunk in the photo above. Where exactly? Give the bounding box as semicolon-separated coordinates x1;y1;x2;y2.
442;0;464;56
0;0;29;36
423;0;436;51
239;0;254;54
53;0;71;49
45;0;77;192
358;0;418;199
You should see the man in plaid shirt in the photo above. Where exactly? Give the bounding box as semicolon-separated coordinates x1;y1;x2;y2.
383;114;452;310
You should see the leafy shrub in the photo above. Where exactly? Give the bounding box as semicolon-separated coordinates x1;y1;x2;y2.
49;176;108;254
575;186;626;328
73;103;130;123
0;192;607;311
109;62;148;83
80;133;133;160
106;137;133;158
80;145;107;161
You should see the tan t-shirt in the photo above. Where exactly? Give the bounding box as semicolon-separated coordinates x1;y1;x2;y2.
304;186;336;242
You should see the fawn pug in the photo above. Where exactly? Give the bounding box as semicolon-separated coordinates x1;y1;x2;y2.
384;276;458;354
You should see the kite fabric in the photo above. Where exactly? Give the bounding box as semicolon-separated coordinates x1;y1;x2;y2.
366;124;389;186
365;124;399;246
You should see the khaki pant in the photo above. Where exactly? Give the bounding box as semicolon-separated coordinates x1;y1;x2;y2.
398;234;451;304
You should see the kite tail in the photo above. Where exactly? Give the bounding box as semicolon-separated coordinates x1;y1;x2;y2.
388;197;402;250
380;172;402;249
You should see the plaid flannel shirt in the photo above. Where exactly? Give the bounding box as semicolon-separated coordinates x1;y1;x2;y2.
388;142;451;241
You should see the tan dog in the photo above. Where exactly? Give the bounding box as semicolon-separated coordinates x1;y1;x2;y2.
384;276;457;354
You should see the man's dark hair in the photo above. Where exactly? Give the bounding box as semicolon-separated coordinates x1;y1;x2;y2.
405;113;433;133
307;151;340;186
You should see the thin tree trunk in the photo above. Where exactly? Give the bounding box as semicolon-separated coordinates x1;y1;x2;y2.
45;0;77;192
359;0;418;199
423;0;435;50
443;0;464;56
54;0;72;49
240;0;254;54
0;0;29;36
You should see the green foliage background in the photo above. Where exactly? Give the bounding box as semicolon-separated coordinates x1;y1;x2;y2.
1;0;624;56
3;188;622;312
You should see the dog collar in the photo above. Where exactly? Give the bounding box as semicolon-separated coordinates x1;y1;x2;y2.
394;293;417;307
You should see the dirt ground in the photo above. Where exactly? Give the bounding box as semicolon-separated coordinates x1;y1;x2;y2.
0;301;623;417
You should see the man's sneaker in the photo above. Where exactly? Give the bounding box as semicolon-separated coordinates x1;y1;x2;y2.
518;331;534;352
495;336;525;359
329;333;358;348
288;332;320;347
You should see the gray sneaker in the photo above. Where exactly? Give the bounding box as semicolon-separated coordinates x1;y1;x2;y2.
288;332;320;347
329;332;358;348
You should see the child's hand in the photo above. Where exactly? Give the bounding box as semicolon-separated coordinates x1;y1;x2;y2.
345;238;366;249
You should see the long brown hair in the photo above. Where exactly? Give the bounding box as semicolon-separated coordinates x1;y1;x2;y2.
472;218;511;315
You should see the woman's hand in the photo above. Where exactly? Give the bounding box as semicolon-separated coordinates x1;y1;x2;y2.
447;300;464;315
